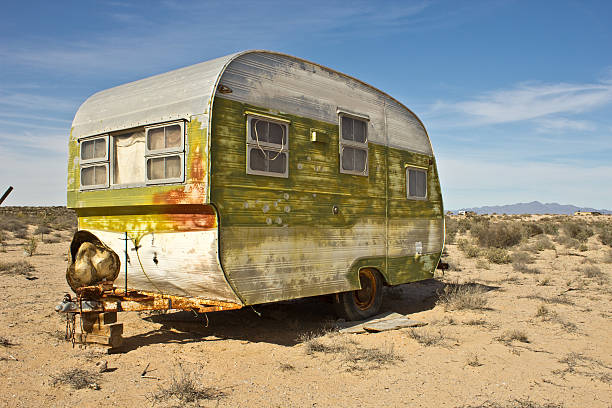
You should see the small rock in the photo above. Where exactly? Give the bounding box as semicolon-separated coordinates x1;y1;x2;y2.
96;360;108;373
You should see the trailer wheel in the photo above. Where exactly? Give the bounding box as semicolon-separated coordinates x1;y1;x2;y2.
334;268;383;321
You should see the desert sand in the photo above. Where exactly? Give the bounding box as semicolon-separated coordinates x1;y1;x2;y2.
0;213;611;408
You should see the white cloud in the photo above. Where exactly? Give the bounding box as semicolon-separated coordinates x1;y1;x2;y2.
428;80;612;126
535;117;596;133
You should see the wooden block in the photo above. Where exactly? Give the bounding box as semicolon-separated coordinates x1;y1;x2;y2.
76;332;123;348
76;322;123;337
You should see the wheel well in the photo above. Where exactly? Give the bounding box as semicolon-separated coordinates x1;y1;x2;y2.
357;267;389;286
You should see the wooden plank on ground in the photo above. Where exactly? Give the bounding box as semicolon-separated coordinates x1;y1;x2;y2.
338;312;426;334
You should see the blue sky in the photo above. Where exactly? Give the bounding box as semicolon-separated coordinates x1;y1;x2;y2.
1;0;611;209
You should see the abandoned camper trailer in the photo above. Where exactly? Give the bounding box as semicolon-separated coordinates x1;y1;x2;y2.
59;50;444;344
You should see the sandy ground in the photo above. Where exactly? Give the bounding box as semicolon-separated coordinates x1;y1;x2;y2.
1;220;611;408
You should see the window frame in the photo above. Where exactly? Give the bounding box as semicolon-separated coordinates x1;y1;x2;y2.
80;162;110;190
338;113;369;176
79;134;110;190
79;134;109;165
245;114;290;178
144;121;186;185
406;166;428;200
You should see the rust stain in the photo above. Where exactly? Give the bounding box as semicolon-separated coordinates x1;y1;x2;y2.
76;285;242;313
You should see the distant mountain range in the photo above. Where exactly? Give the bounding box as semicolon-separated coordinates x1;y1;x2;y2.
454;201;612;215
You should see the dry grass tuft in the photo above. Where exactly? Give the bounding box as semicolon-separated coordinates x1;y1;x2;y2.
343;343;403;371
52;368;101;390
521;294;575;306
577;265;609;284
0;260;35;277
0;336;16;347
535;305;577;332
475;259;490;270
278;363;295;371
149;364;223;405
298;331;350;355
437;282;489;310
497;329;529;344
466;353;483;367
408;328;452;347
553;352;612;384
460;399;564;408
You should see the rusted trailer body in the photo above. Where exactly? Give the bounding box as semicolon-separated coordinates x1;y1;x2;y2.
66;50;444;320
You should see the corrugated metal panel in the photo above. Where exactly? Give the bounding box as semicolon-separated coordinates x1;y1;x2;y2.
217;52;433;155
72;50;433;156
71;53;240;139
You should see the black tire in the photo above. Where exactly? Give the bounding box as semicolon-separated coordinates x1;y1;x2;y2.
333;268;383;321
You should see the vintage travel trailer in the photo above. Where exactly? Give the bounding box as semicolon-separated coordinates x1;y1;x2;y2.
64;50;444;324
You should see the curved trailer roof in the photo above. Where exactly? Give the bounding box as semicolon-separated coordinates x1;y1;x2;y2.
72;50;433;155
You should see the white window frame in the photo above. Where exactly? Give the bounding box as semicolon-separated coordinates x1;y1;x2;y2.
144;121;186;185
338;113;369;176
80;163;110;190
79;134;109;165
79;135;110;190
406;166;428;200
246;114;289;178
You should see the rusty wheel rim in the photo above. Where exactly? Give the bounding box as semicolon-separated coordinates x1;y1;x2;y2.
353;269;377;311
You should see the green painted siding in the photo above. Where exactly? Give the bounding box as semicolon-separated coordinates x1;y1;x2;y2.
210;97;443;305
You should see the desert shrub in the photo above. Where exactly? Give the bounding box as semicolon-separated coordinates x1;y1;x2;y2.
34;224;51;235
0;231;6;252
444;216;458;244
522;222;543;238
0;260;35;277
511;251;535;265
408;329;448;347
554;234;580;249
485;248;511;264
541;221;559;236
561;222;593;242
45;236;61;244
0;215;27;232
437;282;488;310
578;243;588;252
578;265;609;284
456;239;480;258
52;368;101;390
149;367;221;405
598;224;612;247
472;222;523;248
533;235;555;251
513;262;540;274
455;217;473;233
23;236;37;256
496;330;529;344
342;343;403;371
475;259;490;270
13;228;29;240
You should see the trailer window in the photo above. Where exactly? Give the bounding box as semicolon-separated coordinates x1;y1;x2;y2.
406;167;427;199
145;122;185;184
79;135;109;189
339;115;368;175
246;115;289;178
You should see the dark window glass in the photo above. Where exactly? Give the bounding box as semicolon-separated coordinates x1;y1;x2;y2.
341;147;367;172
250;119;286;145
407;169;427;198
249;148;287;174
